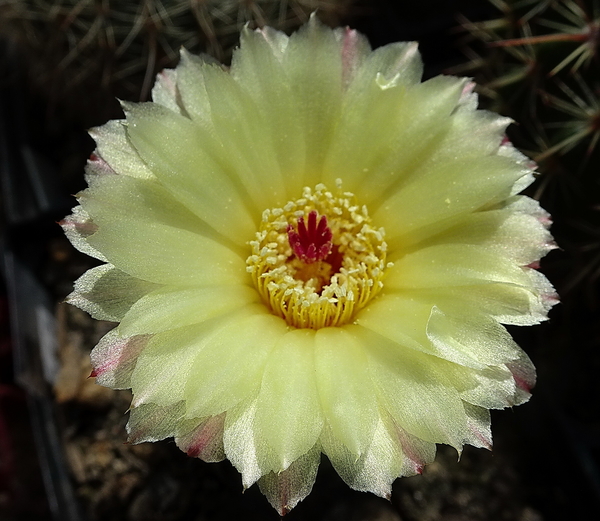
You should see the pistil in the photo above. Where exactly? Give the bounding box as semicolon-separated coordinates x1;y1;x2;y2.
287;210;333;263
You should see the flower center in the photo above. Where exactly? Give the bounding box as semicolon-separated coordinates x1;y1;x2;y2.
246;183;390;329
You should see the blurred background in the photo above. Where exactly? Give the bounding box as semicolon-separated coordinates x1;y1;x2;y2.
0;0;598;520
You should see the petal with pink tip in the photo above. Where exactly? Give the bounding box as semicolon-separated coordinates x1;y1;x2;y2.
90;328;149;390
257;446;321;515
127;401;185;444
175;414;226;462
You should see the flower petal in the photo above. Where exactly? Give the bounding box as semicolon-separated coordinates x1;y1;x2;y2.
175;414;226;462
356;326;469;449
223;398;262;488
386;243;532;289
392;422;437;475
184;308;288;417
506;348;536;404
321;420;389;498
420;206;556;265
67;264;160;322
426;307;521;366
151;67;181;113
423;283;553;326
448;363;520;409
376;155;528;249
91;328;149;389
359;41;422;89
257;446;321;516
357;294;484;369
231;26;307;200
329;75;467;202
88;120;153;179
321;42;426;191
178;53;289;211
254;329;324;472
86;219;246;286
127;401;185;443
314;328;379;456
129;307;263;408
80;169;233;247
321;412;432;499
462;403;492;450
124;102;257;243
118;284;260;335
174;50;213;121
60;205;106;262
279;15;344;189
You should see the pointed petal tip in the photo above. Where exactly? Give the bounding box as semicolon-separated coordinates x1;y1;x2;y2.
513;374;533;394
118;99;137;114
179;47;193;62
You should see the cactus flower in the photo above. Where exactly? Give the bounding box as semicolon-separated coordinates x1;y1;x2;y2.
62;15;557;515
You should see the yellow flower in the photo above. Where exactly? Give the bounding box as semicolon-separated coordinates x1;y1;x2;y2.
62;15;557;514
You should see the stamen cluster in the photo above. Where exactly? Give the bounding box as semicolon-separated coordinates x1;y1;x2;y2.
246;183;390;329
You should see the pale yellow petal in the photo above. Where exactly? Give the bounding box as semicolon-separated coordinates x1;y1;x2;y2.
179;58;288;211
174;50;211;122
426;307;522;366
354;326;468;448
376;155;527;250
88;120;153;179
119;285;260;335
124;102;257;243
356;294;516;369
321;42;425;191
506;348;536;404
333;75;467;202
448;364;520;409
86;219;246;286
129;306;264;407
175;414;226;462
90;328;149;390
314;327;379;456
231;26;306;200
223;398;263;488
419;206;555;265
462;403;492;450
151;67;181;113
279;15;344;188
67;264;160;322
80;172;235;250
254;329;324;472
386;243;532;290
359;41;423;89
184;308;288;417
418;283;553;326
320;410;436;496
60;205;106;262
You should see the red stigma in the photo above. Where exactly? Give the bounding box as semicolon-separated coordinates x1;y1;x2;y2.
287;210;333;264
